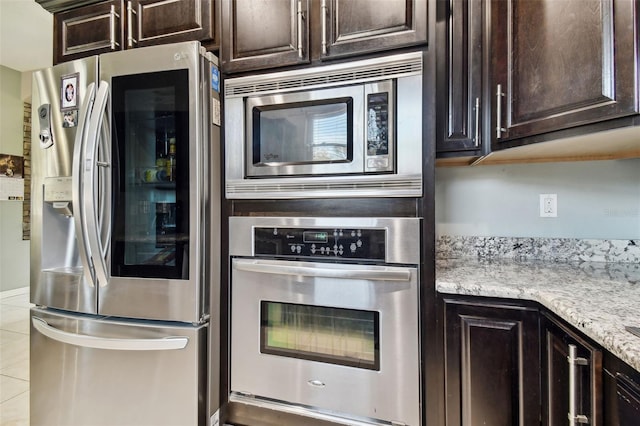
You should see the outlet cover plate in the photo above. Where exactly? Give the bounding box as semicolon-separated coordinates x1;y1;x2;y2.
540;194;557;217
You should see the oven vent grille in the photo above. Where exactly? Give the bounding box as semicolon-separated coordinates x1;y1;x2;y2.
226;177;422;199
225;53;423;98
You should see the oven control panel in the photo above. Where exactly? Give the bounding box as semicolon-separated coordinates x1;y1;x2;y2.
254;227;386;261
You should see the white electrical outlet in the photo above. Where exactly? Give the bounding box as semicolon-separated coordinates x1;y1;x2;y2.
540;194;557;217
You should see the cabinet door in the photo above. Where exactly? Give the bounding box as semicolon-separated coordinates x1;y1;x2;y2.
490;0;639;148
131;0;217;49
54;0;125;65
436;0;484;158
444;298;540;426
321;0;427;59
542;314;603;426
221;0;310;73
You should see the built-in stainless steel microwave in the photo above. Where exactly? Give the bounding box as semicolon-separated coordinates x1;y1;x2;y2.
224;52;424;199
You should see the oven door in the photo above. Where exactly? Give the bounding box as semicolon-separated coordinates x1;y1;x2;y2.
230;258;420;425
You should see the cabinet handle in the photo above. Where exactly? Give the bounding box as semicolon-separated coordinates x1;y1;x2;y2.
473;97;480;147
127;1;138;48
567;344;589;426
296;0;303;58
495;84;506;139
321;0;328;55
109;5;117;50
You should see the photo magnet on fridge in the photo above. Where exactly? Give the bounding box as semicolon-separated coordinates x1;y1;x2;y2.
60;72;79;111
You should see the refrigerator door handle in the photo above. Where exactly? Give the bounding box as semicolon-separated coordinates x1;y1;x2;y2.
32;317;189;351
84;81;111;288
72;82;97;287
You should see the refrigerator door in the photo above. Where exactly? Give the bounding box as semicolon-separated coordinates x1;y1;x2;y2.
30;307;207;426
31;57;100;314
96;42;212;323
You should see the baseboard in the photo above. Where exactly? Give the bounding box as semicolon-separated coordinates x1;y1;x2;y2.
0;286;29;300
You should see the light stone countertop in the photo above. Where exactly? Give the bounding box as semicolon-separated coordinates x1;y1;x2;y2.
436;258;640;373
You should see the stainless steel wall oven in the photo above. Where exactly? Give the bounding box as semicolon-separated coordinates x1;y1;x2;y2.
229;217;421;425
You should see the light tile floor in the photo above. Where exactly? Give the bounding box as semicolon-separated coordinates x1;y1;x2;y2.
0;288;31;426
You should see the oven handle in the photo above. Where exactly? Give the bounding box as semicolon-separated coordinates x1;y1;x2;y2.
233;259;412;281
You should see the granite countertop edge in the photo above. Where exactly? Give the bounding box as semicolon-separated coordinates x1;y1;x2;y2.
435;258;640;373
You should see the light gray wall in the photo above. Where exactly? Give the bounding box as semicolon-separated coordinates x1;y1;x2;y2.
0;65;30;292
435;158;640;239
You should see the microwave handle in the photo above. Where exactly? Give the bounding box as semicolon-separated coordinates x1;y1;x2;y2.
233;259;411;281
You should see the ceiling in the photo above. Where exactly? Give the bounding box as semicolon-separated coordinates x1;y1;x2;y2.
0;0;53;72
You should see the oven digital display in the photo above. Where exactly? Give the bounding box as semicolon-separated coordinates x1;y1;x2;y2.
253;227;386;261
366;92;389;156
302;231;328;243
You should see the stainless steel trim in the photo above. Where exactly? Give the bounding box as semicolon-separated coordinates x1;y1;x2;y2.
230;393;390;426
32;317;189;350
72;82;97;288
225;175;422;199
474;97;480;147
321;0;328;55
224;51;422;98
233;259;411;281
567;344;589;425
84;81;110;289
126;1;137;48
229;216;421;265
297;0;303;58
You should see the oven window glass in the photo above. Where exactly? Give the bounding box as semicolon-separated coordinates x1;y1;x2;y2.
260;301;379;370
252;99;353;166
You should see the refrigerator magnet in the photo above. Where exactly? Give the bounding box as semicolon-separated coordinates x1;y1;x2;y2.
60;73;79;111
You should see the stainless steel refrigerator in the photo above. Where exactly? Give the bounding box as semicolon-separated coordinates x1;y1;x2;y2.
29;41;221;426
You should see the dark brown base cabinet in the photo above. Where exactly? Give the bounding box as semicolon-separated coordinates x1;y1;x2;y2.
604;353;640;426
52;0;218;65
443;297;541;426
541;312;603;426
441;295;640;426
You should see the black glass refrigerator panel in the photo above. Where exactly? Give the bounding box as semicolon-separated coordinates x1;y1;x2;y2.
111;70;189;279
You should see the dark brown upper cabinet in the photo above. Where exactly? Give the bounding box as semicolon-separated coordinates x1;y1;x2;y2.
220;0;310;73
220;0;427;74
490;0;639;150
53;0;218;65
436;0;486;161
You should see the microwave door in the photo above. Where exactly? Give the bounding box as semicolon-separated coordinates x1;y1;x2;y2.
245;85;365;178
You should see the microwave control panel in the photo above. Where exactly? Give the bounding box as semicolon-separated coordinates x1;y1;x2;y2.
254;227;386;261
